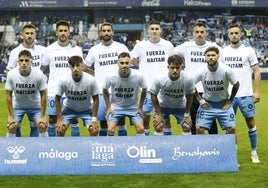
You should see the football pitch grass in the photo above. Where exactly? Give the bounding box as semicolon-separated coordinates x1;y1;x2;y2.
0;81;267;188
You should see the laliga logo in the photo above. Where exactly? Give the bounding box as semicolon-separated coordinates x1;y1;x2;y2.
7;146;26;159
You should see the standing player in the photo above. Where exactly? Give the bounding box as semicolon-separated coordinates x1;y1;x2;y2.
103;52;147;136
6;24;45;137
174;22;220;135
150;54;195;135
130;20;175;135
194;46;239;135
5;50;48;137
41;20;83;137
55;56;99;136
219;23;261;163
84;22;129;136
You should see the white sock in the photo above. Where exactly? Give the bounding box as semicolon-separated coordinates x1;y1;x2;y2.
154;131;164;136
7;133;16;137
39;132;49;137
182;132;192;135
137;132;145;136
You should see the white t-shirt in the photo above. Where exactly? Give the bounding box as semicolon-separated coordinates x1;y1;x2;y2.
7;44;45;70
42;41;83;96
219;43;258;97
194;63;238;102
103;69;147;110
5;67;47;108
130;38;175;88
84;40;129;91
175;41;221;92
56;72;99;112
150;71;195;109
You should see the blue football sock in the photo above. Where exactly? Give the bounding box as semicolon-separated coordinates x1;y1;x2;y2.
48;123;56;137
249;127;257;151
71;123;80;136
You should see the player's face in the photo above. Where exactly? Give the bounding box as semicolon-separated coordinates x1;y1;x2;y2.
56;25;70;43
70;63;82;81
118;56;131;76
148;24;161;41
99;25;114;42
21;28;36;45
228;27;241;45
18;55;32;74
168;63;181;80
205;51;218;68
193;26;207;45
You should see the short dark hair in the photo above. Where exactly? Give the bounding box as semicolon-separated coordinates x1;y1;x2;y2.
193;22;206;29
68;56;83;66
118;52;130;59
18;50;32;59
22;24;36;30
148;20;160;26
100;22;113;31
167;54;184;66
205;46;219;55
228;23;241;30
56;20;70;29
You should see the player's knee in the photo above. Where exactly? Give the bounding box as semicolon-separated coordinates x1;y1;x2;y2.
196;126;205;134
100;120;108;129
226;127;235;134
182;125;191;132
88;125;98;136
49;115;57;124
38;123;48;133
71;118;79;124
107;125;116;136
135;124;144;134
56;124;67;136
117;117;125;125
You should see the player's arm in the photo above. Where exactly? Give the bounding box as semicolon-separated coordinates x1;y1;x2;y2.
92;94;99;119
40;90;47;119
55;95;63;123
183;93;194;127
194;88;209;109
6;90;14;119
6;90;18;132
130;58;139;68
223;81;240;110
252;65;261;103
151;92;164;131
103;88;112;119
137;87;147;116
81;63;94;76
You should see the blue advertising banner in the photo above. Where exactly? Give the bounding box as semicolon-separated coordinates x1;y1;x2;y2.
0;135;238;175
0;0;266;8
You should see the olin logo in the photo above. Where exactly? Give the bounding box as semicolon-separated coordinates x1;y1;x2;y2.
127;146;162;163
7;146;25;159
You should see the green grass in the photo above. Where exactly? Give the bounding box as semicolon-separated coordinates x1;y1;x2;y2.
0;81;267;188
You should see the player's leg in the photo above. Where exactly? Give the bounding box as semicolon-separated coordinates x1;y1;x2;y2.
142;93;154;136
133;118;145;136
29;120;39;137
239;96;260;163
106;115;118;136
98;95;108;136
195;103;214;134
30;109;48;137
47;96;57;137
7;109;23;137
117;117;127;136
190;96;199;135
70;118;80;137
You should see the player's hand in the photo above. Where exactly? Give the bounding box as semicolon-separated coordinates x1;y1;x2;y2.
88;121;98;136
136;108;145;119
56;120;67;136
153;114;164;132
7;116;18;133
253;92;260;104
36;117;48;133
105;108;113;120
182;116;192;127
222;100;232;110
